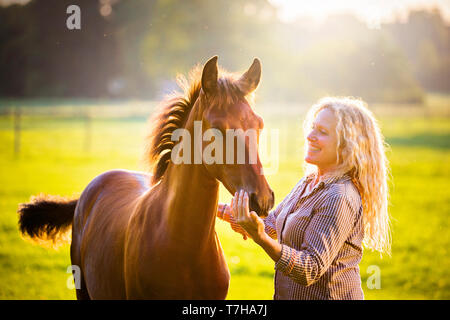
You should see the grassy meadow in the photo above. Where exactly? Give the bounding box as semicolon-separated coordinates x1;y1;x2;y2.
0;95;449;299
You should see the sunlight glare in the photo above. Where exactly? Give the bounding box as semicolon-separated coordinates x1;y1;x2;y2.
268;0;450;27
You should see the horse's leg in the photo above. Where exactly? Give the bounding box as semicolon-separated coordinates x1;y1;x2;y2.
75;269;90;300
72;170;145;299
70;227;91;300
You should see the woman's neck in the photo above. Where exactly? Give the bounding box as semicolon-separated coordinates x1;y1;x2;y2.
312;165;340;187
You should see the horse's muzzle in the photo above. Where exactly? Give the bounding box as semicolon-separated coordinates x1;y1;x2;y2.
249;190;274;218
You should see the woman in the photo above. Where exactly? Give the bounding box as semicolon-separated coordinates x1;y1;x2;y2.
217;96;391;300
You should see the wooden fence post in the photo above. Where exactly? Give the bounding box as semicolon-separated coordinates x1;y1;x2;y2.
14;106;21;157
84;111;91;153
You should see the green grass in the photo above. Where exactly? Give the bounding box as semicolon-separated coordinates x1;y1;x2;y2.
0;97;449;299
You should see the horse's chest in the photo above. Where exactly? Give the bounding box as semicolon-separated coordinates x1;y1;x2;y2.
125;243;230;299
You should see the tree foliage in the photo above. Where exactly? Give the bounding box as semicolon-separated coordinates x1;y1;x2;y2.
0;0;448;103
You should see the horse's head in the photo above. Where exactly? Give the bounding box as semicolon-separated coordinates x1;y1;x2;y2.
198;56;274;217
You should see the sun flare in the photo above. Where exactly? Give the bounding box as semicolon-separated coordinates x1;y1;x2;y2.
269;0;450;27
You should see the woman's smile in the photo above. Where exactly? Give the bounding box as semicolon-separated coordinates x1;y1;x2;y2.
307;144;321;153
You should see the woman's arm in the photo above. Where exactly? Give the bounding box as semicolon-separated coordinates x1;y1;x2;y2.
233;190;358;286
273;193;358;286
217;201;278;240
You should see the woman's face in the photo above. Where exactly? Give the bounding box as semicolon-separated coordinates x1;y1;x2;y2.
305;108;339;174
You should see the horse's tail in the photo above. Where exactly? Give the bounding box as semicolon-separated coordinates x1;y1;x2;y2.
18;194;78;247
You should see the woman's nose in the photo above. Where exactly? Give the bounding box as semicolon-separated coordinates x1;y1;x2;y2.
307;131;316;142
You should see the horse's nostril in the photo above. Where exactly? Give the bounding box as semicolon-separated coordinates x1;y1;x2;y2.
249;192;260;213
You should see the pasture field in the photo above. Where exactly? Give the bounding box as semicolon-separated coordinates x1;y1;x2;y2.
0;96;449;299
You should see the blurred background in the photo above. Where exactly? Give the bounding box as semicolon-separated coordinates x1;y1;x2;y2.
0;0;449;299
1;0;449;102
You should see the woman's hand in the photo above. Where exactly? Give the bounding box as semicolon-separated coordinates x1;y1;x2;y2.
231;190;267;244
231;190;283;262
217;203;228;219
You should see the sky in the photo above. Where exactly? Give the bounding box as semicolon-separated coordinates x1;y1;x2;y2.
268;0;450;27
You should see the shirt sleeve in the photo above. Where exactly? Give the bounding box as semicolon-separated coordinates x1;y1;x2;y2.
220;207;250;239
262;211;278;239
274;191;358;286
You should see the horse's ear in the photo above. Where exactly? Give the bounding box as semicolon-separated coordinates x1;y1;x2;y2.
237;58;261;95
201;56;218;96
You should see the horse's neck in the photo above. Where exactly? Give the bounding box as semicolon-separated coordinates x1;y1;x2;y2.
162;163;219;239
159;103;219;246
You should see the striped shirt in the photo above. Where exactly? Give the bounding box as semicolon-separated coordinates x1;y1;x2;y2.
221;173;364;300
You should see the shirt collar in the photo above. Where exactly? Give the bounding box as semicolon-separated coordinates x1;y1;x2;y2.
305;172;352;189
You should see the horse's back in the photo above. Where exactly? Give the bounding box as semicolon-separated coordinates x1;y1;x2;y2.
71;169;151;299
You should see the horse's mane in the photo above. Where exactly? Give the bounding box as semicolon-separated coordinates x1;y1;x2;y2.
144;65;251;184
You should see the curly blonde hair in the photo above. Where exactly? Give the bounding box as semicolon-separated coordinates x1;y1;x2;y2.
303;97;392;255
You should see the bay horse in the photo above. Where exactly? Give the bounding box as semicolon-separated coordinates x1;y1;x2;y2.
18;56;274;299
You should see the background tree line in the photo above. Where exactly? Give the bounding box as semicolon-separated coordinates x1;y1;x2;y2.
0;0;448;103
